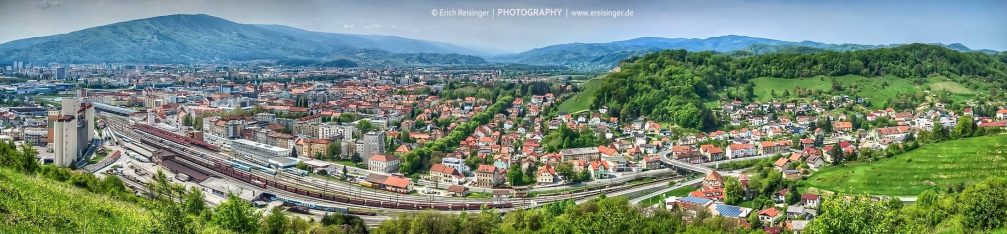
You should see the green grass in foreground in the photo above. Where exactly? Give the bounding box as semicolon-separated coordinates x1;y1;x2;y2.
637;184;699;207
805;134;1007;196
557;75;606;113
0;169;154;233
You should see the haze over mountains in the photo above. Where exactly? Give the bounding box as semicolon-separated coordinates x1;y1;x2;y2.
494;36;1000;71
0;14;488;66
0;14;997;70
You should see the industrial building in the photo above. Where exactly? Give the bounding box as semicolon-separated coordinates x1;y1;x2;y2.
49;95;96;167
231;139;292;166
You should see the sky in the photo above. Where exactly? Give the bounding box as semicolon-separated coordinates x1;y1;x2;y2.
0;0;1005;52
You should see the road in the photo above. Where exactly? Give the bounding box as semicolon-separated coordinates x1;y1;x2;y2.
657;148;792;174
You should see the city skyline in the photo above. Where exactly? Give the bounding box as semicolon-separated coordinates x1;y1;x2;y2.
1;0;1005;52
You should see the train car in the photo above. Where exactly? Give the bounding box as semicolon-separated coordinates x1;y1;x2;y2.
285;168;308;176
258;167;277;175
358;181;374;188
251;179;266;188
232;163;251;172
347;209;372;216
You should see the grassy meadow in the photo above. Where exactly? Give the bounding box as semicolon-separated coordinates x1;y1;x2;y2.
805;134;1007;196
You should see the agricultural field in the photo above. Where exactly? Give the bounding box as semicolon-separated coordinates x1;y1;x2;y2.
557;74;606;113
804;134;1007;196
0;169;154;233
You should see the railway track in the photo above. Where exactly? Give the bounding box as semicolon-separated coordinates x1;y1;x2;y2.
119;121;683;212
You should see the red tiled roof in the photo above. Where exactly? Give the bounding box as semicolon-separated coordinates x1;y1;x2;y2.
705;170;723;182
759;207;780;217
430;164;461;177
774;157;789;167
476;164;497;173
370;154;397;162
788;153;802;162
384;176;411;188
730;144;755;150
590;160;609;170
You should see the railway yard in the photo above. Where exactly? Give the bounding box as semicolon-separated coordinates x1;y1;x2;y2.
97;113;695;225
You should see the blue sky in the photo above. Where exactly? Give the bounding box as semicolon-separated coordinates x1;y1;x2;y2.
1;0;1004;52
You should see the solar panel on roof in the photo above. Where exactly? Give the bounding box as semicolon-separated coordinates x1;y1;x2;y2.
715;204;743;217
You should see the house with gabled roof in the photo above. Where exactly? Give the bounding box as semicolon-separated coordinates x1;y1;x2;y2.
758;207;783;225
537;164;559;184
588;160;610;179
700;144;725;161
475;164;502;188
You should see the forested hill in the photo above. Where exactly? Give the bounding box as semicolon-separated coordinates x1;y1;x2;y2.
593;44;1007;130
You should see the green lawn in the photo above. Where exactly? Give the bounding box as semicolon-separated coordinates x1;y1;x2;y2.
0;169;154;233
557;75;607;113
927;77;976;95
320;159;366;168
465;191;493;198
749;75;920;108
636;184;699;207
805;134;1007;196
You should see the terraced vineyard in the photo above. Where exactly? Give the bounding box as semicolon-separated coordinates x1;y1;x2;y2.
805;134;1007;196
0;169;154;233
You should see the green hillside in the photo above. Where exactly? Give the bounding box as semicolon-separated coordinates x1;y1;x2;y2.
741;75;980;108
587;44;1007;131
805;134;1007;196
0;169;154;233
750;75;920;107
558;75;606;113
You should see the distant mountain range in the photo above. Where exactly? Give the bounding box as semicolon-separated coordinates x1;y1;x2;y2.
492;35;1001;71
0;14;999;70
0;14;488;65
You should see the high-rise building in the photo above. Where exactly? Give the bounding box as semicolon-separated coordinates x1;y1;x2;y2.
358;131;385;165
56;67;67;80
49;95;95;167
